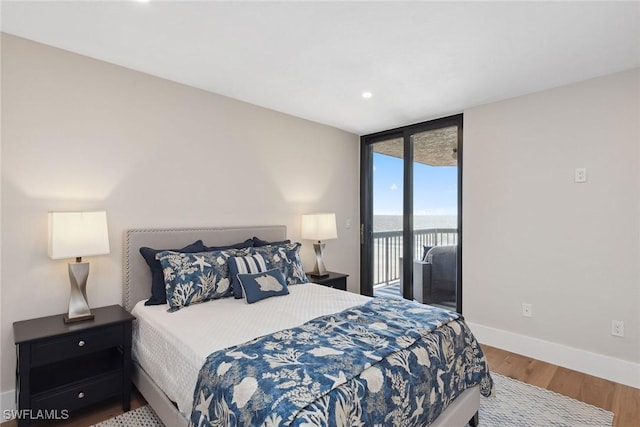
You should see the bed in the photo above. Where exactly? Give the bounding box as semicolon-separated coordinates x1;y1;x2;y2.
123;226;492;426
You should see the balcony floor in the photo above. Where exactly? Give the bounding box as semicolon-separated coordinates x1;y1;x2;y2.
374;282;401;298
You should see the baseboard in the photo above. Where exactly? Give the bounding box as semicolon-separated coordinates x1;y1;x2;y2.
1;389;16;420
468;322;640;389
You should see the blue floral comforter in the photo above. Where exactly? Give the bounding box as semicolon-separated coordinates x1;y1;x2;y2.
189;298;493;427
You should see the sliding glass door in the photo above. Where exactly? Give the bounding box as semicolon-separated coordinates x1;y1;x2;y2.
360;114;463;313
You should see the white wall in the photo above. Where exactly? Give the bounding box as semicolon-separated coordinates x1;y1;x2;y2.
0;34;360;398
463;69;640;387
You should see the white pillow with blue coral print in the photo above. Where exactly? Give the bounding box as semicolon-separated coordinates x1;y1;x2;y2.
250;242;309;286
156;248;250;312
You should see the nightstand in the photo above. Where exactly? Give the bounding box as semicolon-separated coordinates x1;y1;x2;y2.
13;305;135;426
308;271;348;291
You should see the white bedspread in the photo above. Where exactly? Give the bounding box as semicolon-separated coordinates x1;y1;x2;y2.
131;283;371;415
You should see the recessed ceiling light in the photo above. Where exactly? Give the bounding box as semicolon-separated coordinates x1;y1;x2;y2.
362;91;373;99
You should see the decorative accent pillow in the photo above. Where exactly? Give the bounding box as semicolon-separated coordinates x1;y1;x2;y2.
156;248;250;311
205;238;254;251
140;240;207;306
238;268;289;304
228;254;270;299
252;236;291;247
250;242;309;286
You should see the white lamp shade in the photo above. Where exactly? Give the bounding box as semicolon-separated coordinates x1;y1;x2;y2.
48;211;110;259
301;213;338;241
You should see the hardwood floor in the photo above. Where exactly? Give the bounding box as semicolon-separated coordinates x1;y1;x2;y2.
483;344;640;427
2;344;638;426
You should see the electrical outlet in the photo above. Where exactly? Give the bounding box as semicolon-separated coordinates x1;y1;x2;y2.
575;168;587;183
611;320;624;337
522;303;533;317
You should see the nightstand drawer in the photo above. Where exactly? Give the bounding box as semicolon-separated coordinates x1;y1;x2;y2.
31;325;123;367
310;272;348;291
31;372;122;412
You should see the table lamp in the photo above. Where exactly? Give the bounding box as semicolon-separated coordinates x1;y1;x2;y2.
301;213;337;277
48;211;110;323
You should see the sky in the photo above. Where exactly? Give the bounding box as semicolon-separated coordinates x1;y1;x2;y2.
373;152;458;215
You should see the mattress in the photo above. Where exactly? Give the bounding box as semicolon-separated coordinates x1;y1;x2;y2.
132;283;371;415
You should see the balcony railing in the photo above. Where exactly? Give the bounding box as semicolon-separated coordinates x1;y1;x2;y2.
373;228;457;287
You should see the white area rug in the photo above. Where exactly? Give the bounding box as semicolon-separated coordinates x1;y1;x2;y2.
90;405;162;426
478;373;613;426
92;373;614;426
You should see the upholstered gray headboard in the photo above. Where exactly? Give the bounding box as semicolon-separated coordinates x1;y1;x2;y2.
123;225;287;311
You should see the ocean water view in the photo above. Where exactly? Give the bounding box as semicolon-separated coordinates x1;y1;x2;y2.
374;215;457;232
372;215;458;286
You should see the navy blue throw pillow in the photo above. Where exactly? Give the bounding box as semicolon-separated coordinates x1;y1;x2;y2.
252;237;291;247
141;240;206;306
238;268;289;304
205;238;254;251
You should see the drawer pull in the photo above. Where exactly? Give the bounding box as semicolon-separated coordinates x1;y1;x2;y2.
78;340;85;347
78;392;85;399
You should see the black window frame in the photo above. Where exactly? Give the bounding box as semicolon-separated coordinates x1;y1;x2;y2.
360;113;463;314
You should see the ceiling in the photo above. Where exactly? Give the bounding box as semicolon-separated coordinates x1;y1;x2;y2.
2;1;639;135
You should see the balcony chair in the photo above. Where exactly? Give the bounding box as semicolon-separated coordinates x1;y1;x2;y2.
412;245;457;305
